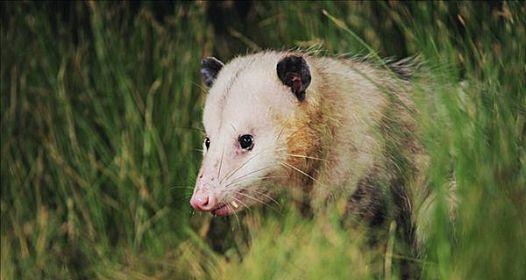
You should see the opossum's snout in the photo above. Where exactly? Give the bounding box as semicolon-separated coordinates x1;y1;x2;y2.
190;177;241;216
190;170;231;216
190;169;251;216
189;188;217;212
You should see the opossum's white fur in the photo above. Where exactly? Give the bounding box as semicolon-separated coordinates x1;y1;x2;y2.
198;52;297;208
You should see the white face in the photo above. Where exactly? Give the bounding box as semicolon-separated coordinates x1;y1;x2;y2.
190;55;299;216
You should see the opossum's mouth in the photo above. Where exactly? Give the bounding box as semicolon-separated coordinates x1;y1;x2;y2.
211;201;243;216
210;190;255;216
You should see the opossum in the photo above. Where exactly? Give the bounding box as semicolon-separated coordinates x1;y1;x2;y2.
190;51;435;261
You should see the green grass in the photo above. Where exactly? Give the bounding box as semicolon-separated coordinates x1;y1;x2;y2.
1;2;525;279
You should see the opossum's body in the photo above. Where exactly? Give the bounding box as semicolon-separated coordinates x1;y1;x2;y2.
191;51;433;259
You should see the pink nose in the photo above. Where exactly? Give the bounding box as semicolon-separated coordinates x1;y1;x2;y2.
190;191;217;211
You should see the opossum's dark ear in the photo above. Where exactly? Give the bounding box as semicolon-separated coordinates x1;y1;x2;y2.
201;57;224;87
276;55;311;101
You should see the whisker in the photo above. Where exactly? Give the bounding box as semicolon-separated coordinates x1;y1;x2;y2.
223;174;285;194
235;191;280;213
225;166;270;187
232;196;250;210
236;191;276;210
223;166;272;189
220;150;267;184
218;148;225;179
228;203;241;229
249;188;280;207
286;153;326;161
250;175;288;181
279;161;317;181
231;174;287;185
235;190;268;205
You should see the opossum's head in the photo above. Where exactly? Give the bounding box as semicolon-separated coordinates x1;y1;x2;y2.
190;53;315;216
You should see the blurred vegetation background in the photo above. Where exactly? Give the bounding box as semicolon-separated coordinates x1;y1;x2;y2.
1;1;525;279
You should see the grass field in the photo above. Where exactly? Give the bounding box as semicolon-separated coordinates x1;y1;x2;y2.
1;2;525;279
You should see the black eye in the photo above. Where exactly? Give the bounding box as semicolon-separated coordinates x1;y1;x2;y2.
238;134;254;150
204;137;210;149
